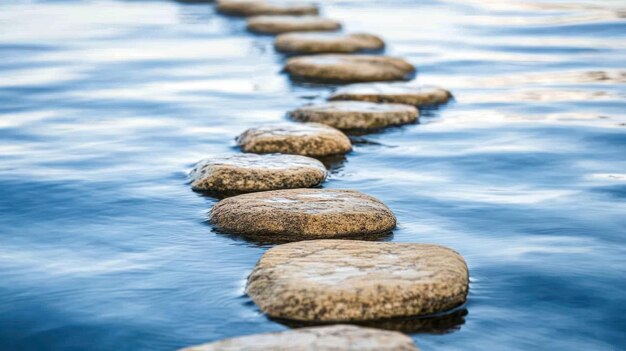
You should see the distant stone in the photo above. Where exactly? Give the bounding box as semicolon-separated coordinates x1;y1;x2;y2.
289;101;418;130
330;83;452;106
209;189;396;242
178;325;420;351
247;240;469;322
189;154;326;195
247;15;341;34
236;123;351;157
216;0;318;16
275;32;384;54
284;54;415;83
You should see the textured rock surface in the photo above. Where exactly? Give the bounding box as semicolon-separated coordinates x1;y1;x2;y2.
209;189;396;241
289;101;418;130
246;240;469;321
178;325;420;351
217;0;318;16
236;123;351;157
284;55;415;83
189;154;326;195
275;33;384;54
330;83;452;106
247;15;341;34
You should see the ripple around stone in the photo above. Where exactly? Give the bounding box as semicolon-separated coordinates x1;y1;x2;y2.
330;83;453;106
284;54;415;83
216;0;319;16
289;101;419;130
246;240;469;322
189;154;327;195
209;189;396;242
247;15;341;34
236;123;352;157
275;32;385;54
178;325;420;351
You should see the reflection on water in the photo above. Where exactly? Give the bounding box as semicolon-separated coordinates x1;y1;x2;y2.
272;307;468;334
0;0;625;350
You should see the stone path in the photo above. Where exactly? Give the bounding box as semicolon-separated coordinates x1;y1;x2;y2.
190;154;327;195
182;1;466;349
289;101;418;130
179;325;420;351
247;15;341;34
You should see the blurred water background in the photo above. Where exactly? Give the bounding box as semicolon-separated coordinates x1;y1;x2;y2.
0;0;625;350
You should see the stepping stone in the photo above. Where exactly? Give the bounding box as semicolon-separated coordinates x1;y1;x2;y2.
216;0;318;16
247;15;341;34
209;189;396;242
330;83;453;106
236;123;351;157
284;54;415;83
189;154;326;195
178;325;420;351
289;101;418;130
246;240;469;322
275;32;384;54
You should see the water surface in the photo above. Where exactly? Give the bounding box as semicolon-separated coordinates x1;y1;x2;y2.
1;0;625;350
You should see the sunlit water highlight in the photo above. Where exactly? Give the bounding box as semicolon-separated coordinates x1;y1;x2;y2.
0;0;625;350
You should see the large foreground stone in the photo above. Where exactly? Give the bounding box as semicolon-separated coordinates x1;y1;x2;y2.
247;240;469;321
284;55;415;83
247;15;341;34
217;0;318;16
179;325;419;351
330;83;452;106
289;101;418;130
209;189;396;241
236;123;351;157
275;33;384;54
189;154;326;195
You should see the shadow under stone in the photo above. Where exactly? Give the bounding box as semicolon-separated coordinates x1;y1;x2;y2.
270;307;468;334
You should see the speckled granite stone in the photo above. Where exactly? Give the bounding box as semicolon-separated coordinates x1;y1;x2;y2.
217;0;318;16
178;325;420;351
330;83;452;106
209;189;396;241
246;240;469;321
289;101;418;130
247;15;341;34
275;33;384;54
284;55;415;83
189;154;327;195
236;123;351;157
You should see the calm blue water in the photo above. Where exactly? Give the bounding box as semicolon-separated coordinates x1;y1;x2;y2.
1;0;625;350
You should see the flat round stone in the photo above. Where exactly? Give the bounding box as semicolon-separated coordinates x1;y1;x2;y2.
247;15;341;34
275;32;384;54
189;154;327;195
178;325;420;351
209;189;396;241
217;0;318;16
289;101;418;130
236;123;351;157
246;240;469;322
330;83;452;106
284;54;415;83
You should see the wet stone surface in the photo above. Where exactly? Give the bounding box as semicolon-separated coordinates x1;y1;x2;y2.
275;32;385;54
209;189;396;242
246;240;469;322
189;154;327;195
236;123;352;157
330;83;452;106
178;324;420;351
284;54;415;83
247;15;341;34
289;101;418;130
217;0;319;16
